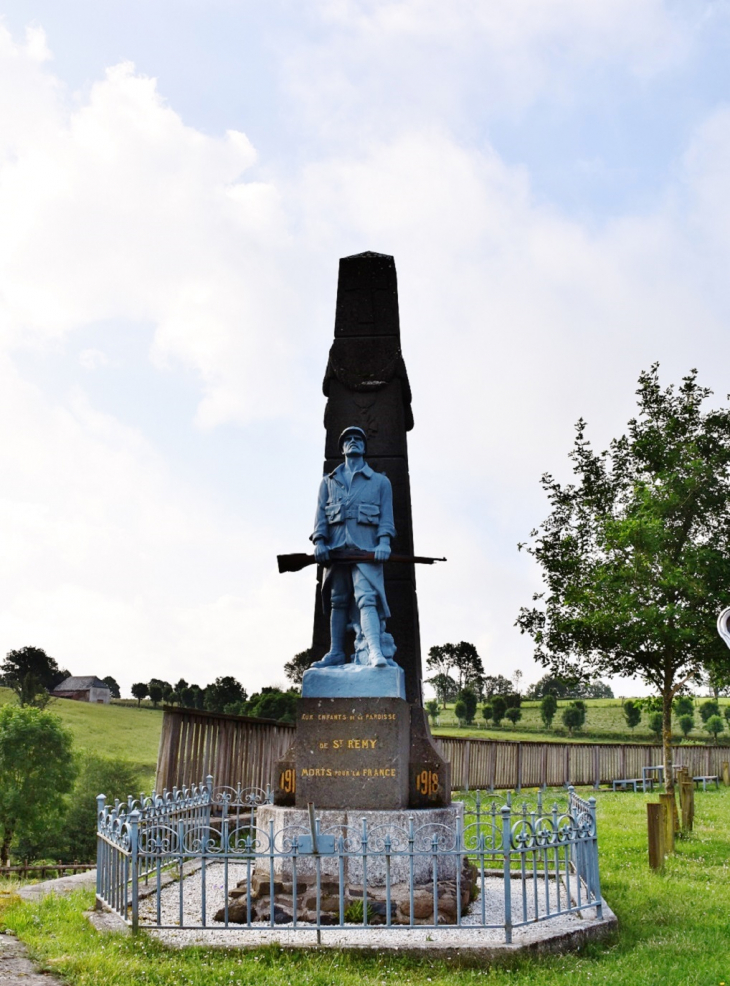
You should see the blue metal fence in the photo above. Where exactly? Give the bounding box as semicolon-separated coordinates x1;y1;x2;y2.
96;780;603;942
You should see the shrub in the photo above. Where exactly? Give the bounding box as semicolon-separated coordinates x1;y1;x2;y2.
705;715;725;744
673;695;694;718
724;706;730;725
648;710;663;740
505;707;522;726
561;705;583;736
623;700;642;731
456;688;478;725
678;714;694;738
0;706;76;864
453;699;467;725
131;682;148;705
148;683;163;707
244;688;297;723
344;899;376;923
425;699;439;725
699;699;720;723
504;693;522;709
61;755;143;863
540;693;557;728
491;695;507;727
481;703;493;727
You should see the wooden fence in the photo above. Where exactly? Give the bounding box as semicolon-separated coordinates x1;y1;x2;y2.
0;863;95;879
435;736;730;790
155;707;730;793
155;706;295;793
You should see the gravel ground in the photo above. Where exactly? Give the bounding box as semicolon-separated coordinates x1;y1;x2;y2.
139;863;606;950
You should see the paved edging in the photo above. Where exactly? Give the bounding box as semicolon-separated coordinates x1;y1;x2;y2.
18;868;98;902
0;931;66;985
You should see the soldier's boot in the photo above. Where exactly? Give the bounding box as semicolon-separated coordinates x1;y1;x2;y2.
361;606;387;667
312;606;348;667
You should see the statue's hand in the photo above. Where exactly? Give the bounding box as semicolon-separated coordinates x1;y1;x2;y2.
374;541;391;562
314;542;330;563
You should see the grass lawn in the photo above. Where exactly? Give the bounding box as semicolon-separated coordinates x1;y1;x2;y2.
0;686;162;787
1;786;729;985
432;697;730;745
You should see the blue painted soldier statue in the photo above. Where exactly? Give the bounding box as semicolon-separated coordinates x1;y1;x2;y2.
311;426;396;668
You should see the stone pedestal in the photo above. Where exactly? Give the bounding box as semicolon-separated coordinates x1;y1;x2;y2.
275;697;450;810
255;803;464;885
301;664;405;699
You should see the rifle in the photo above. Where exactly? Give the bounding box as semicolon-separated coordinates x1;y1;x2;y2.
277;550;447;574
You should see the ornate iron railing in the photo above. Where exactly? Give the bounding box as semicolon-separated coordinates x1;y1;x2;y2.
96;780;602;942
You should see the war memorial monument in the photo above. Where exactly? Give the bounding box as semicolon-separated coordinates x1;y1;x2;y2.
274;250;450;815
96;252;610;946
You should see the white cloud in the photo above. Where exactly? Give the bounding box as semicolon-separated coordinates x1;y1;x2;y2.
78;348;110;370
1;12;730;697
283;0;694;144
0;45;297;426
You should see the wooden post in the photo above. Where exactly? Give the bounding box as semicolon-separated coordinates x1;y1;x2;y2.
679;778;694;832
722;761;730;786
647;802;665;871
658;793;675;851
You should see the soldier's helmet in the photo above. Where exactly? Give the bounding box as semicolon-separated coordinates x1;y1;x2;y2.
338;425;368;453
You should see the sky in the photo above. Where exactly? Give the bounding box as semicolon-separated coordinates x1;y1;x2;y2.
1;0;730;699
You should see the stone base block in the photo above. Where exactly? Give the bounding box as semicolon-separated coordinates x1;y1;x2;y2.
302;663;406;699
254;803;464;886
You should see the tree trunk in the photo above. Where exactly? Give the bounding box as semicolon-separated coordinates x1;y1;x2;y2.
1;832;11;867
662;686;674;795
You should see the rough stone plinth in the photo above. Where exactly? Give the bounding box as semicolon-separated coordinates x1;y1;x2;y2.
254;803;464;886
301;664;406;699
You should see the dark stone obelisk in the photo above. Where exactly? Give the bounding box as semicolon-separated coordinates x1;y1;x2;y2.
310;252;423;705
275;252;450;809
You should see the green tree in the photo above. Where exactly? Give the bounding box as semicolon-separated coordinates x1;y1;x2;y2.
540;693;557;727
425;699;439;725
491;695;507;727
481;703;493;727
426;673;458;708
172;679;189;705
527;674;614;699
148;683;163;708
453;699;467;725
204;677;247;713
131;682;148;705
283;649;316;687
678;714;694;739
705;714;725;744
562;705;582;736
673;695;694;718
517;366;730;792
427;642;484;693
61;755;142;862
102;676;121;699
481;675;513;698
623;699;642;732
243;687;297;724
505;706;522;726
648;710;664;741
572;699;587;727
456;687;477;725
0;646;70;692
0;705;76;864
14;673;51;709
724;706;730;726
699;699;720;723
